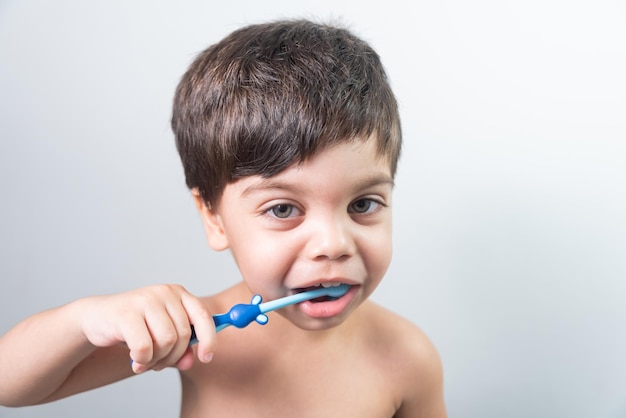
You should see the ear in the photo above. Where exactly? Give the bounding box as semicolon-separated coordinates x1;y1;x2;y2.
192;189;230;251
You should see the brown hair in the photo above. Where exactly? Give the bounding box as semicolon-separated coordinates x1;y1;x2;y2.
172;19;402;206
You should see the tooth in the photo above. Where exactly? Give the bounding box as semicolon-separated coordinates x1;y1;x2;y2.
321;282;340;288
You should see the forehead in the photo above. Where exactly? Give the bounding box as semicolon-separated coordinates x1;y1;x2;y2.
224;140;394;201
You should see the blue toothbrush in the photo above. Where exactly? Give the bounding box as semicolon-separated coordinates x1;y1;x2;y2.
130;284;350;364
189;284;350;345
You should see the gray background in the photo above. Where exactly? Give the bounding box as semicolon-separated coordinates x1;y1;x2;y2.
1;1;625;417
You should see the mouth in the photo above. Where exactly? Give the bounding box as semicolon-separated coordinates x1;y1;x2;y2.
290;282;356;319
292;283;348;302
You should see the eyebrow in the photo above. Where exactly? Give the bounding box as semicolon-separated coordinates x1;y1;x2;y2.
241;173;395;198
353;174;395;191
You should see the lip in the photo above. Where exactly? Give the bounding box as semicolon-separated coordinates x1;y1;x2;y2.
291;278;359;292
295;284;359;318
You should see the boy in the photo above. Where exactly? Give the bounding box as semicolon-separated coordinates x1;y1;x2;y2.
0;19;446;417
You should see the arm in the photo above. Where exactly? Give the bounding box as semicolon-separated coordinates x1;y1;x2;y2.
394;329;447;418
0;284;216;407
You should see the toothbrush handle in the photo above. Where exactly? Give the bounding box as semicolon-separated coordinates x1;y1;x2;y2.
187;286;348;346
189;288;338;344
132;295;268;363
189;319;231;345
189;295;268;345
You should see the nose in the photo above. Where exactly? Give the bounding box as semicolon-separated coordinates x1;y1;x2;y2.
306;215;356;261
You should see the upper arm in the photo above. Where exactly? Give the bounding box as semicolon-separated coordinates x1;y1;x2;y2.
392;323;447;418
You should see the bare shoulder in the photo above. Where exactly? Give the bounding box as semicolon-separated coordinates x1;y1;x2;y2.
359;301;447;417
360;301;440;369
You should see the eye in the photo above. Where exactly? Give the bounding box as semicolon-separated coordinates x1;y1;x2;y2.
268;204;297;219
349;198;381;214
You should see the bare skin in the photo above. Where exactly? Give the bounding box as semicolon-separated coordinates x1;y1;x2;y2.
0;284;216;406
180;283;446;418
0;141;446;416
0;282;445;417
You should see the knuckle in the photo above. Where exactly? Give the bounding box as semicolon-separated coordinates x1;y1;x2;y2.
159;329;179;347
179;326;192;341
165;283;186;294
132;341;153;361
132;288;157;306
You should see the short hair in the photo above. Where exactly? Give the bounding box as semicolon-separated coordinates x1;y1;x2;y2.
172;19;402;206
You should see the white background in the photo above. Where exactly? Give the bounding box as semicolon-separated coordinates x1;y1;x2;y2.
1;1;625;417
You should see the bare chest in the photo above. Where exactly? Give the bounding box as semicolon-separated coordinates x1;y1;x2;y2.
179;341;400;417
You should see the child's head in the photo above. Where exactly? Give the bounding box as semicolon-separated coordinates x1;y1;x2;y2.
172;19;402;207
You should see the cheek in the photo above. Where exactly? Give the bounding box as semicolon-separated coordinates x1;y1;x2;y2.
373;241;393;278
227;231;293;292
364;227;393;280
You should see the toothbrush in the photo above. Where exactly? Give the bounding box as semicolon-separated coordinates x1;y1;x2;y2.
130;284;350;364
189;283;350;345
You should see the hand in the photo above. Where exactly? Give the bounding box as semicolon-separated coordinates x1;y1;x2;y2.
78;284;216;373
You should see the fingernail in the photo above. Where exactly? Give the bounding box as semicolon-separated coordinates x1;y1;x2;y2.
202;352;214;363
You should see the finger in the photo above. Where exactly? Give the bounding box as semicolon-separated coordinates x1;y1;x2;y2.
181;295;216;363
121;316;154;373
174;346;195;371
151;303;194;369
142;306;180;368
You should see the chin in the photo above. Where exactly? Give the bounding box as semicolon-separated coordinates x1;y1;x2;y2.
283;304;357;332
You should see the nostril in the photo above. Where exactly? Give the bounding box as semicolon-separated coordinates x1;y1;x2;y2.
313;252;352;262
305;219;356;260
309;238;354;260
